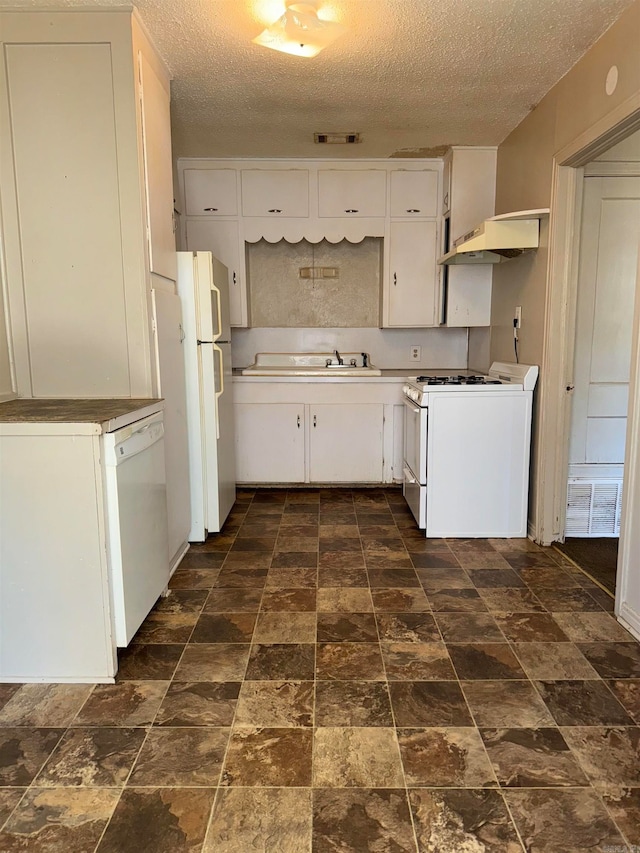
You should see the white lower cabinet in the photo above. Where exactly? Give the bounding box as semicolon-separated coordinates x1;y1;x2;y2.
234;390;391;484
0;430;117;681
235;403;305;482
309;404;383;482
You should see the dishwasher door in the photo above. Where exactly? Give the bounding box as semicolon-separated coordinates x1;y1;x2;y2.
103;412;169;646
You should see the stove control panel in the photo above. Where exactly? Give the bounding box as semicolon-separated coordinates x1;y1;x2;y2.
402;384;422;403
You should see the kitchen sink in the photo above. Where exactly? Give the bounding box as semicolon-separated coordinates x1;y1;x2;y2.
242;352;382;376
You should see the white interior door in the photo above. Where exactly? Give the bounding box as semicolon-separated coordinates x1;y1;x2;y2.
569;177;640;473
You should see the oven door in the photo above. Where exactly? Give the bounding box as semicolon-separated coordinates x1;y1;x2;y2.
403;397;427;484
403;465;426;529
402;396;427;529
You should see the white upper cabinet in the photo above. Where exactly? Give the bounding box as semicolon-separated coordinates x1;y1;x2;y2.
386;221;438;327
390;170;439;218
139;50;176;282
442;155;452;215
443;147;497;328
318;169;387;217
241;169;309;217
180;159;487;329
185;219;247;327
0;9;176;397
184;169;238;216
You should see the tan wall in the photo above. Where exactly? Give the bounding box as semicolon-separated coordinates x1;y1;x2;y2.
490;0;640;532
492;0;640;365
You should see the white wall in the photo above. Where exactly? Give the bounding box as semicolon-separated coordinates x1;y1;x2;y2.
231;326;468;371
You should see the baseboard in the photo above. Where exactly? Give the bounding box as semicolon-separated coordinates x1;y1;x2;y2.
169;541;190;577
618;601;640;642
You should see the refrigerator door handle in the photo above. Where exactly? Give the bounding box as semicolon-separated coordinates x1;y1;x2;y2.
213;343;224;440
212;282;222;340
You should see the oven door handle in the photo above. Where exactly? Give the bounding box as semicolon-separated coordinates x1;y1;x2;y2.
404;399;421;414
403;466;417;484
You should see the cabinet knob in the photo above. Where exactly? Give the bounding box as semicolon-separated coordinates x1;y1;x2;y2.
203;207;218;212
268;209;282;214
406;208;421;213
345;209;359;213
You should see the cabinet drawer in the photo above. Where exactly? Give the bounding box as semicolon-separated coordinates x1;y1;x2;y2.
241;169;309;217
318;169;386;217
390;170;438;218
184;169;238;216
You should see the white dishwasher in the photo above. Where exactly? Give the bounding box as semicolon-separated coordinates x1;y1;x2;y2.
103;410;169;646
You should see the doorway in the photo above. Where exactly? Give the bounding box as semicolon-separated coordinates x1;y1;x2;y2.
535;104;640;641
560;140;640;595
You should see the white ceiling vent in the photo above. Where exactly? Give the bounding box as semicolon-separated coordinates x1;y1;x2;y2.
566;479;622;537
314;132;361;144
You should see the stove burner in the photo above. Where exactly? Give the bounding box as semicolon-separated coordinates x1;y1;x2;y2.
415;374;503;386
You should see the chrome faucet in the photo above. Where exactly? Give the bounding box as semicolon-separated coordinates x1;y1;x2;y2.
334;349;344;366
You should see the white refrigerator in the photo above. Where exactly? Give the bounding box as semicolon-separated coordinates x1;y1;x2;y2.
177;251;236;540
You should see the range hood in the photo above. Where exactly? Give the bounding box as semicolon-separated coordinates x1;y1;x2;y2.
438;209;550;265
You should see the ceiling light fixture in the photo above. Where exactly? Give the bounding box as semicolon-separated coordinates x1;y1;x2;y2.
252;1;347;58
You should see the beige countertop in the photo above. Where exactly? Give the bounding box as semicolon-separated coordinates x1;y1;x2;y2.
0;398;163;424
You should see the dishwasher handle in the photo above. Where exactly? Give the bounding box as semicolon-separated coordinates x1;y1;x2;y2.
104;414;164;466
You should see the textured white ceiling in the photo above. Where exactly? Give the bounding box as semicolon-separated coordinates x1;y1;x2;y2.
4;0;634;158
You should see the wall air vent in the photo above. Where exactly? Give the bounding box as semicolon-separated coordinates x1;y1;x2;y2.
565;479;622;537
314;132;361;144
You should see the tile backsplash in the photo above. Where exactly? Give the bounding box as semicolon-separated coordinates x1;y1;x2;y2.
231;326;468;370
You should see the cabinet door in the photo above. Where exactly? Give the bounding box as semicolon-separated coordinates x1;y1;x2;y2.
318;170;386;217
184;169;238;216
442;154;452;215
241;170;309;217
390;170;438;218
309;404;383;482
138;51;176;281
386;221;438;327
185;219;247;327
4;42;131;397
235;404;305;482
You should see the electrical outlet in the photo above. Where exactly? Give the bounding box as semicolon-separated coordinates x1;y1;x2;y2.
410;345;421;361
514;306;522;329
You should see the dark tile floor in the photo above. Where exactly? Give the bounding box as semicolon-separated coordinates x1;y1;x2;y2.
1;487;639;852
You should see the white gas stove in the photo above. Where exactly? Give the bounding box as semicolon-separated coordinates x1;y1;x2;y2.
402;362;539;538
402;362;539;406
